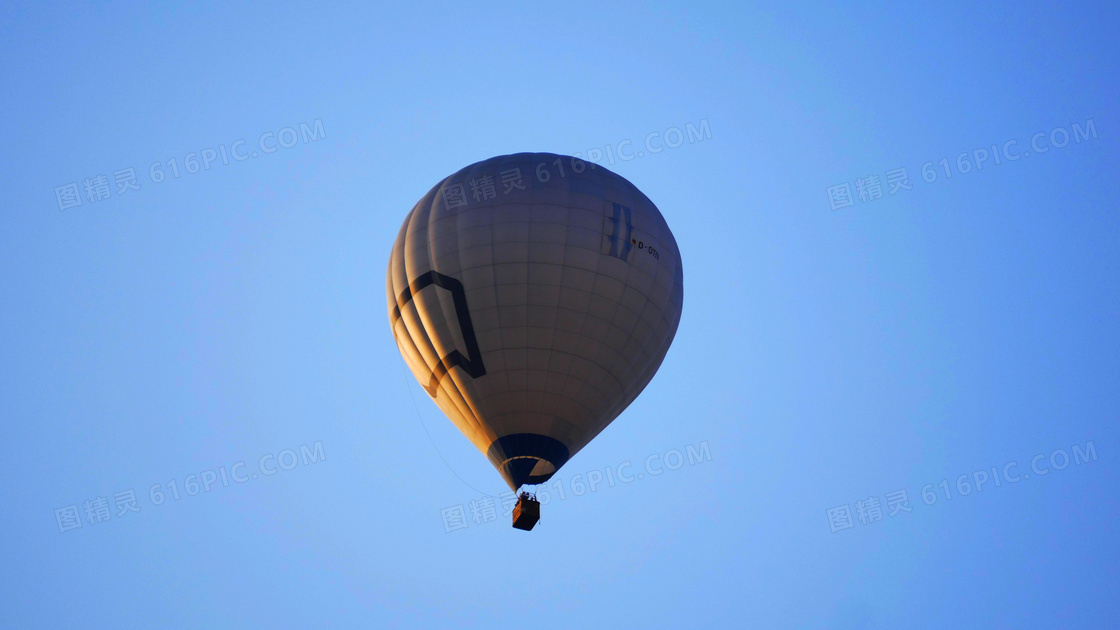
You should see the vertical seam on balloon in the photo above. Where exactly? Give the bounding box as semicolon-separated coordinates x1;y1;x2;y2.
422;186;476;436
392;211;443;408
551;179;580;444
399;197;481;440
422;189;487;440
442;174;493;442
453;211;492;445
431;184;482;440
577;191;622;438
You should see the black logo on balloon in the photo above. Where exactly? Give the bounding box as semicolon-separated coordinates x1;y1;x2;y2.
606;202;634;261
391;271;486;396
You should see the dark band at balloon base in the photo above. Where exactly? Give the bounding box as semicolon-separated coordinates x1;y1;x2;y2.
487;433;571;489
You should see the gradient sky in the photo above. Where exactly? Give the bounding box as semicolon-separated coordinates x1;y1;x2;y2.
2;2;1117;628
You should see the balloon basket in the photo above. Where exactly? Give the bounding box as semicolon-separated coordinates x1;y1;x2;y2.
512;492;540;531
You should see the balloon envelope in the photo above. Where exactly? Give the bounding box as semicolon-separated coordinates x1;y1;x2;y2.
387;153;683;490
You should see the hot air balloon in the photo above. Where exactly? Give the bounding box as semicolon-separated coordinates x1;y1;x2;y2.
387;153;683;530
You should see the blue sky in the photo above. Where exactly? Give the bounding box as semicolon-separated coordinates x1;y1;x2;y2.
1;2;1117;628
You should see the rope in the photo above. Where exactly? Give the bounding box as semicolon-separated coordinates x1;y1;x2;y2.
396;353;494;497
